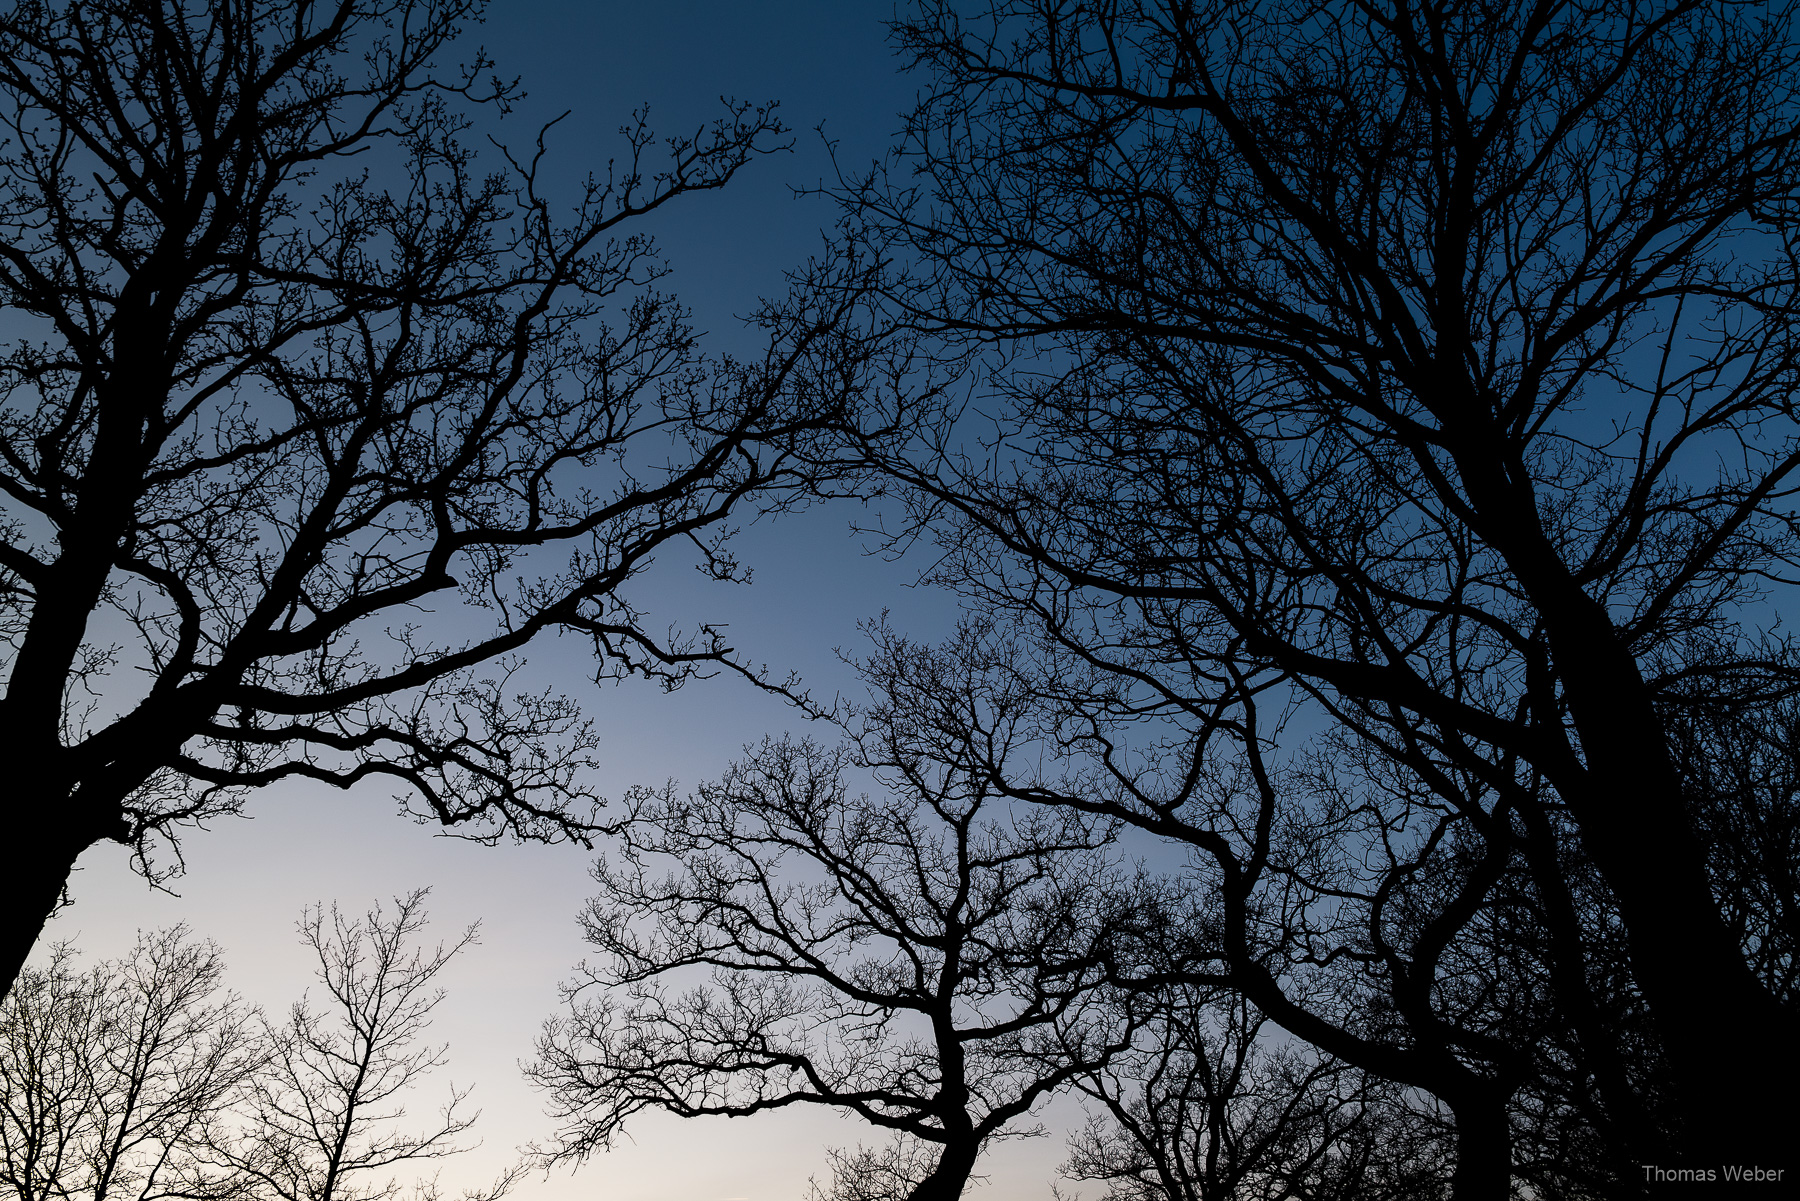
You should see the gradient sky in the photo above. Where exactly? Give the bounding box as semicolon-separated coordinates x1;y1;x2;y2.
35;5;1096;1200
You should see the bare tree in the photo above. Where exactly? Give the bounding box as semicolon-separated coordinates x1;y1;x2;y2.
845;622;1564;1197
1064;987;1450;1201
530;719;1134;1201
0;893;506;1201
805;1136;948;1201
237;891;509;1201
814;0;1800;1175
0;930;260;1201
0;0;851;997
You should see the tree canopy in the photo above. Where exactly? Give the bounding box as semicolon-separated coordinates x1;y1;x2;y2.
0;0;855;996
799;0;1800;1188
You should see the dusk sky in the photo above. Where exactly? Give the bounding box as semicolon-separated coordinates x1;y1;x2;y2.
34;5;1049;1199
18;0;1800;1191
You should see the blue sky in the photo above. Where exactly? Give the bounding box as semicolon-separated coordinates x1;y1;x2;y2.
38;5;1085;1200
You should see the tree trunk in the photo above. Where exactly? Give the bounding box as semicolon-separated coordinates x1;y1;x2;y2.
1450;1091;1512;1201
1567;752;1796;1172
1546;608;1798;1175
1459;460;1799;1174
905;1138;981;1201
0;823;89;1000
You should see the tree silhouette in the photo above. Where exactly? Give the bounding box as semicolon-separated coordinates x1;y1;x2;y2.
846;621;1582;1196
0;892;501;1201
0;0;851;996
1064;986;1450;1201
819;0;1800;1178
237;891;511;1201
531;721;1133;1201
0;931;260;1201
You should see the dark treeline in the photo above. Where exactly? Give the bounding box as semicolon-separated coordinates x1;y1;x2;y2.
3;2;1798;1199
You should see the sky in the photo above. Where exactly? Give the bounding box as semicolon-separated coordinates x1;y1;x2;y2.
33;4;1097;1200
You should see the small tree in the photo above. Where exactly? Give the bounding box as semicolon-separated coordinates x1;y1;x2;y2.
238;890;510;1201
0;0;848;997
0;893;503;1201
0;930;260;1201
531;722;1134;1201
